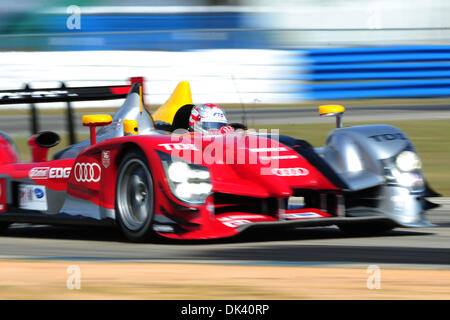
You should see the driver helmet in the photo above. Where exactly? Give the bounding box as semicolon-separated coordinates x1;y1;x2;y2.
189;103;234;134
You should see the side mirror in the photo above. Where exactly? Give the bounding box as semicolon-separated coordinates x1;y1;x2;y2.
28;131;60;162
319;105;345;128
82;114;112;145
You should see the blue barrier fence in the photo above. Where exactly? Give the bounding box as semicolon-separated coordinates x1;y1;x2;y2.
0;13;270;51
296;46;450;100
1;10;450;101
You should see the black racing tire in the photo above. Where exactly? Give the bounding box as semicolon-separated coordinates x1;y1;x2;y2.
115;150;155;242
337;222;395;236
0;222;10;233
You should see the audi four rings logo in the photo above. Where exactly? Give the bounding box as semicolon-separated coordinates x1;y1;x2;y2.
74;163;101;183
272;167;309;176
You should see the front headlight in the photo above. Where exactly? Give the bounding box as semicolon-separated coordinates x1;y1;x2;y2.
383;149;424;192
158;152;212;204
395;151;421;172
395;171;424;189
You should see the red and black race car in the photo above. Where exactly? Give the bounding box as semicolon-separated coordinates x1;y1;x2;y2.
0;80;440;241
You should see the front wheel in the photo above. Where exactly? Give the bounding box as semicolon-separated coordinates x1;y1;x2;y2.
338;222;395;236
115;151;155;242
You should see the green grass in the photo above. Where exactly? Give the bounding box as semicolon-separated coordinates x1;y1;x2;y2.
9;119;450;195
251;119;450;196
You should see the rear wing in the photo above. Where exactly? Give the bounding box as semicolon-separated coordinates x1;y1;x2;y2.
0;76;144;104
0;77;145;144
0;84;132;105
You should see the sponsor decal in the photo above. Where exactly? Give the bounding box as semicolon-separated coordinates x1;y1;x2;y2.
0;90;76;100
281;212;322;219
368;133;407;142
101;150;111;168
221;215;266;220
19;184;47;211
34;188;44;199
49;167;71;179
272;167;309;177
202;112;227;123
29;167;49;179
30;167;71;179
74;162;101;183
249;147;287;153
158;143;199;151
217;217;252;228
259;155;299;160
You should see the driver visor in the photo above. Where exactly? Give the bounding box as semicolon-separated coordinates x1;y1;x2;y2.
201;121;227;131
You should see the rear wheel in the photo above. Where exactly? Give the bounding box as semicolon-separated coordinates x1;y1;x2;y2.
338;222;395;236
115;150;154;242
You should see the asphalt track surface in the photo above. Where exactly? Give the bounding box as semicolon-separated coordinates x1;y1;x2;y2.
0;201;449;266
2;104;450;136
